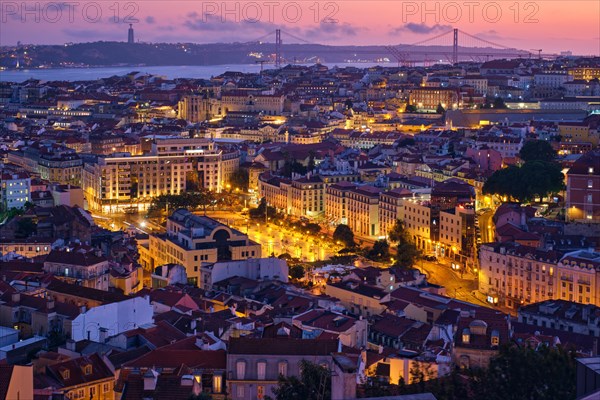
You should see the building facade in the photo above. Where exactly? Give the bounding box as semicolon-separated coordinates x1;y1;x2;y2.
144;209;261;286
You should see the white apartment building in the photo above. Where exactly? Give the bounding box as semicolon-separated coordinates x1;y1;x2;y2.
534;73;573;88
1;172;31;210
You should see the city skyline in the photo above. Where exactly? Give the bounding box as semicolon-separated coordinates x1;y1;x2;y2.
1;1;599;55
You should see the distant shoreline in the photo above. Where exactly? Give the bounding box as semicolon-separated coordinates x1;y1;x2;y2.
0;62;389;82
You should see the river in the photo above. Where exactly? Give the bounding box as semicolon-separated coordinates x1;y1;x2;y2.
0;62;390;82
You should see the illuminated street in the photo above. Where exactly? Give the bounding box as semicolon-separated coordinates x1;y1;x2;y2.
479;209;496;244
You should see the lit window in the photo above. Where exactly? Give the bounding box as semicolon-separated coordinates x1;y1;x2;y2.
213;374;222;393
589;167;594;174
462;328;470;344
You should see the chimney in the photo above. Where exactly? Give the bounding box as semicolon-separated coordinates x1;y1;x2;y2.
99;327;108;343
47;298;55;310
66;339;76;351
180;375;194;387
143;369;159;391
79;305;87;314
11;292;20;303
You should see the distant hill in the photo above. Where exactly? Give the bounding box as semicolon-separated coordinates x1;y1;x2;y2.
0;41;527;69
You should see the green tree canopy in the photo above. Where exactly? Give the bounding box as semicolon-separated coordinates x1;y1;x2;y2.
289;264;305;280
478;345;576;400
333;224;355;248
388;219;420;268
269;360;330;400
482;97;507;109
519;140;557;163
483;161;564;202
249;197;278;220
366;239;390;261
148;190;215;216
436;103;446;114
15;218;37;239
229;168;249;191
385;344;577;400
397;137;416;147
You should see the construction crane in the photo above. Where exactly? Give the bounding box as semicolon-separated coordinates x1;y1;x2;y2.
530;49;542;60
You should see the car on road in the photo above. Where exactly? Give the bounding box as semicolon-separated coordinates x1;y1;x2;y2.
424;255;437;262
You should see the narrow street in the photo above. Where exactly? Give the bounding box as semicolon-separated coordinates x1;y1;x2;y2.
416;259;487;306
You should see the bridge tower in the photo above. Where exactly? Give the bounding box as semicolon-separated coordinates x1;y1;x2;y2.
452;28;458;64
275;29;282;68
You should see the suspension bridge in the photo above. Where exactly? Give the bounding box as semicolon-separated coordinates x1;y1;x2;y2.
246;28;558;67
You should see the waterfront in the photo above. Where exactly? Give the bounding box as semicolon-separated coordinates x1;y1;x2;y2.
0;62;389;82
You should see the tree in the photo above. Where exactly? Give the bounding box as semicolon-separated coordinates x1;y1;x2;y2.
519;140;557;163
388;220;420;268
493;97;507;109
230;168;250;191
482;97;507;109
307;151;316;172
281;160;307;178
333;224;355;248
477;345;576;400
483;161;564;202
436;103;446;114
304;222;321;235
397;138;416;147
405;104;417;113
269;360;330;400
249;197;278;220
344;98;354;110
15;218;36;239
367;239;390;261
289;264;305;280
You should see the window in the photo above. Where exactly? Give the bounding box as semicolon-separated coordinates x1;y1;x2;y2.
278;361;288;377
462;329;470;344
213;374;222;393
236;360;246;380
84;364;92;375
589;167;594;174
257;361;267;380
236;385;245;398
588;180;593;188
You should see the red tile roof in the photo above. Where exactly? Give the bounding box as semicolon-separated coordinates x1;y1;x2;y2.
229;337;338;356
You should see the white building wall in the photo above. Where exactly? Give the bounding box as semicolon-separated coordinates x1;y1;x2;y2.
70;296;153;342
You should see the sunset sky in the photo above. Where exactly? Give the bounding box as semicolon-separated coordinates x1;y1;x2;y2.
1;1;599;55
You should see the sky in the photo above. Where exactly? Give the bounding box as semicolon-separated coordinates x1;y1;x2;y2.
1;1;599;55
